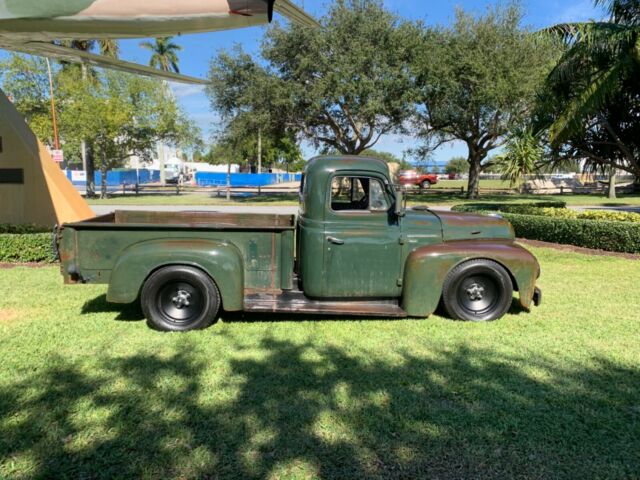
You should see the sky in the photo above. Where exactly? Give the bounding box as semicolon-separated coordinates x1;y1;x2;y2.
2;0;603;165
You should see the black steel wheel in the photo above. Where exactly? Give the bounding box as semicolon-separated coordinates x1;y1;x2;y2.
420;180;431;189
442;259;513;322
141;266;220;331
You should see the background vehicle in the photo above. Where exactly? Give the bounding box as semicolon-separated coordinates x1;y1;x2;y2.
398;170;439;189
57;156;541;331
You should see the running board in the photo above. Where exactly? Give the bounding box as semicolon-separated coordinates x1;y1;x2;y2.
243;290;407;317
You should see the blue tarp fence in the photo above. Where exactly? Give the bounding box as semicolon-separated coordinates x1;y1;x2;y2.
194;172;301;187
66;170;302;187
66;169;161;186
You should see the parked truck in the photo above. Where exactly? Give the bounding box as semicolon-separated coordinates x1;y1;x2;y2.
57;156;541;331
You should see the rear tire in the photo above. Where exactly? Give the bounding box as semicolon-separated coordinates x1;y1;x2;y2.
420;180;431;189
141;266;220;331
442;259;513;322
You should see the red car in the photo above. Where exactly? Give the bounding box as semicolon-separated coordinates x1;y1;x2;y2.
398;170;439;189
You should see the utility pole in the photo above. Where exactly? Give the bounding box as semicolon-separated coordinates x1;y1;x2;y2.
226;156;231;201
45;58;60;151
257;128;262;174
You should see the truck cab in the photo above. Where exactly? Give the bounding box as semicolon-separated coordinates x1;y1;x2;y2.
58;155;541;331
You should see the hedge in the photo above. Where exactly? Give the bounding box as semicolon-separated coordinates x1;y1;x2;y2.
452;201;566;213
0;224;50;234
500;213;640;254
453;203;640;223
0;233;56;263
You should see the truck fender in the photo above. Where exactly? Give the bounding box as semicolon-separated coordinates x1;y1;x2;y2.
106;238;244;310
402;240;539;317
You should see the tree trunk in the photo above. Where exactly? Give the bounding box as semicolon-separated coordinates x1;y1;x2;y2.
85;143;96;198
466;155;482;199
100;153;108;199
608;167;617;199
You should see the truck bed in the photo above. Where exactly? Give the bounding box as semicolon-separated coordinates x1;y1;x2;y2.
69;210;295;230
59;210;297;291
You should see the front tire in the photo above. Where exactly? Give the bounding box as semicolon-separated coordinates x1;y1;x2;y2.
141;266;220;331
420;180;431;189
442;259;513;322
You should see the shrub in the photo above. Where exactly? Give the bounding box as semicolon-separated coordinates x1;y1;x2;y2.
0;224;50;234
501;213;640;254
451;201;566;213
0;233;56;263
452;203;640;223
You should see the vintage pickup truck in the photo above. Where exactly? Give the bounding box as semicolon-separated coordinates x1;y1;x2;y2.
57;156;541;331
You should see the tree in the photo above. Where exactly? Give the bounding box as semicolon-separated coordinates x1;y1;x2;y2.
0;55;53;144
495;129;544;187
208;0;417;155
57;69;199;198
535;0;639;198
412;4;558;198
140;37;182;73
444;157;468;175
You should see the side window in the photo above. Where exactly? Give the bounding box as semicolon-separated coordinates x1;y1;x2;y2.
330;176;389;212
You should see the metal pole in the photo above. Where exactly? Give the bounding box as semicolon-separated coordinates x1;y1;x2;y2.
257;128;262;174
45;58;60;151
226;156;231;201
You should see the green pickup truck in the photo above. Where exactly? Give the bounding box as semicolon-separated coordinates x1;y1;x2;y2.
57;156;541;331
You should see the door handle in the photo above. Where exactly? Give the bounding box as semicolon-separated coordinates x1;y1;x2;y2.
327;236;345;245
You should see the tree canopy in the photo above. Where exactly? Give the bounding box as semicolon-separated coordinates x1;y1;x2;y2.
412;4;558;197
207;0;417;155
0;54;200;197
535;0;640;178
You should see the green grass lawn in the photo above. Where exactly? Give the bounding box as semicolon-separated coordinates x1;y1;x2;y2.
1;246;638;479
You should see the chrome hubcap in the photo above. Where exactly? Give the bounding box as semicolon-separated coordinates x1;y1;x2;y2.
466;283;485;301
171;290;192;309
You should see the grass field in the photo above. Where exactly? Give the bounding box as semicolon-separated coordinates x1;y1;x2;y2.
1;246;639;479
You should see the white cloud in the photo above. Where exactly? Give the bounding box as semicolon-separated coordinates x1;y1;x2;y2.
170;83;206;99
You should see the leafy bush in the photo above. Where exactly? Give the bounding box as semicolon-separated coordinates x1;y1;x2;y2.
453;202;640;223
576;209;640;223
0;233;56;263
501;213;640;254
0;224;50;234
452;201;566;213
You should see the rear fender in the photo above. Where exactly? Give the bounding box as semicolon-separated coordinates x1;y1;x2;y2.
402;240;539;317
107;238;244;310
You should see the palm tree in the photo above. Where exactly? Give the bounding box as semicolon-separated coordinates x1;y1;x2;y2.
97;39;119;58
545;0;639;141
139;37;182;73
543;0;639;198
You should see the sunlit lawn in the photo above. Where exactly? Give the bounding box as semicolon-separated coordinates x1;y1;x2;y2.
1;246;639;479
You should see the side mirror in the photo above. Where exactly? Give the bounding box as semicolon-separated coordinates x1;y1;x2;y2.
395;188;406;217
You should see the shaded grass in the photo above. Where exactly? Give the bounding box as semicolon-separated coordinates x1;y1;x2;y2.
1;247;639;479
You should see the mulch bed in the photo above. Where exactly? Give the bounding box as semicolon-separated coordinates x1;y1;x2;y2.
517;239;640;260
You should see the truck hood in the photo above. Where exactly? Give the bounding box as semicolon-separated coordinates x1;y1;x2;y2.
429;209;515;242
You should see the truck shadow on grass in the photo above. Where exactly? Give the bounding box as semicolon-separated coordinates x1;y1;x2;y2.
1;336;637;479
79;295;529;325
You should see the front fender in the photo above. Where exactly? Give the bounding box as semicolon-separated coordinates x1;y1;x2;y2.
402;240;539;317
107;238;244;310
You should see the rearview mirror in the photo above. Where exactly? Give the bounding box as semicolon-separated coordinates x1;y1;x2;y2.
395;188;406;217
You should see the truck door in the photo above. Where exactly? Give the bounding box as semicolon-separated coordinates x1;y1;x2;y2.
322;175;402;298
